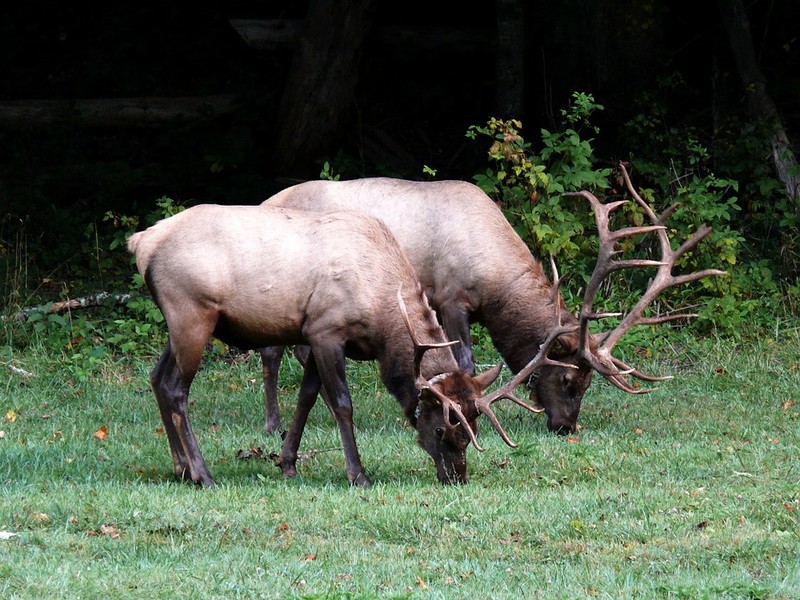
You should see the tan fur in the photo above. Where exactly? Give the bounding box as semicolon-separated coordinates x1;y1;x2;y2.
129;204;452;366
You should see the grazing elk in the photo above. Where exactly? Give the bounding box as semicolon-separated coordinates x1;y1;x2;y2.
128;204;528;487
259;163;725;435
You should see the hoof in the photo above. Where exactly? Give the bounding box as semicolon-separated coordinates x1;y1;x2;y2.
351;472;372;488
279;460;298;478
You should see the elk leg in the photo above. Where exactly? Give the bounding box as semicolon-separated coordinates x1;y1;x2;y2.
438;302;476;373
279;351;323;478
150;340;214;486
258;346;285;434
311;344;371;487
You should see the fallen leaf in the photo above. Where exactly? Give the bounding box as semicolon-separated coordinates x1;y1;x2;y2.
155;427;164;436
696;520;710;529
301;553;317;561
100;524;120;539
567;436;581;444
32;512;49;523
5;410;17;423
94;426;108;440
236;447;264;460
416;577;428;590
785;503;795;511
493;457;509;469
781;400;796;410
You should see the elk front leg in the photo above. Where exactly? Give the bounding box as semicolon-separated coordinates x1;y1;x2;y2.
258;346;285;434
438;301;475;374
311;344;371;487
150;343;214;486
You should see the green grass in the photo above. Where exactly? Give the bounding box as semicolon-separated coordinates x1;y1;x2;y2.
1;332;798;599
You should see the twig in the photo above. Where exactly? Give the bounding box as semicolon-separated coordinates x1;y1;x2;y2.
3;361;34;378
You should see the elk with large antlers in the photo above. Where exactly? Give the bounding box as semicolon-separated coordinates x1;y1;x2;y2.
128;204;527;486
259;163;725;435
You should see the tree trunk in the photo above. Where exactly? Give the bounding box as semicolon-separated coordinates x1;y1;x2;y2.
495;0;525;119
718;0;800;208
270;0;374;178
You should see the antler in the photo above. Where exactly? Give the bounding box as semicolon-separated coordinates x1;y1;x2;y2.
396;287;460;381
473;323;580;448
564;162;727;393
395;287;484;449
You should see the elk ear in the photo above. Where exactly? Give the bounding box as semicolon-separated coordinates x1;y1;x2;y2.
473;363;503;392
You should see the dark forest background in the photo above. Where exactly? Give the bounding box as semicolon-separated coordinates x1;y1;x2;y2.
1;1;799;316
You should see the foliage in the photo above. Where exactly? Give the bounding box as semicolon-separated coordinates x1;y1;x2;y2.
466;90;795;336
318;160;341;181
623;72;798;273
1;197;182;381
621;74;799;329
466;92;610;259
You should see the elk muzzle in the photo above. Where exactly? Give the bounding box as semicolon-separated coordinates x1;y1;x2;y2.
528;362;592;436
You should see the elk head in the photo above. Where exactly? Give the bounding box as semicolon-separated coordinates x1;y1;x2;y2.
398;289;508;484
525;162;726;434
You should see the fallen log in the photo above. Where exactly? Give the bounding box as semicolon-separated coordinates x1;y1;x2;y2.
0;95;240;129
2;292;132;322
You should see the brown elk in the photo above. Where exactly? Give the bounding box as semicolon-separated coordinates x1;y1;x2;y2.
127;204;529;487
259;163;725;435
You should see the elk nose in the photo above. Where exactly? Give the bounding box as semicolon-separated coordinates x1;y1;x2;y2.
548;420;576;436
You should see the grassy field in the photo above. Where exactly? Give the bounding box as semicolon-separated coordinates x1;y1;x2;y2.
1;331;798;599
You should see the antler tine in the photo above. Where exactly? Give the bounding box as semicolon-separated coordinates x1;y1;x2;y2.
610;356;671;383
474;324;580;447
396;286;459;383
548;255;564;324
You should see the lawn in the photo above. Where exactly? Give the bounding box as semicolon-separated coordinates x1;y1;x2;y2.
1;331;798;599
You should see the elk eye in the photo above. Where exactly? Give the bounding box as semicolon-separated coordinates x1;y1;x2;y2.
435;427;445;439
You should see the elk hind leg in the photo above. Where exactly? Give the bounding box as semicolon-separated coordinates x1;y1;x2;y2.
151;330;215;486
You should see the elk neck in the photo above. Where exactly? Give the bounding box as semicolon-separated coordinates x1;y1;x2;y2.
478;267;579;374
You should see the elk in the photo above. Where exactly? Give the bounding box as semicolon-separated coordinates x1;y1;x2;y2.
127;204;528;487
259;163;725;435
